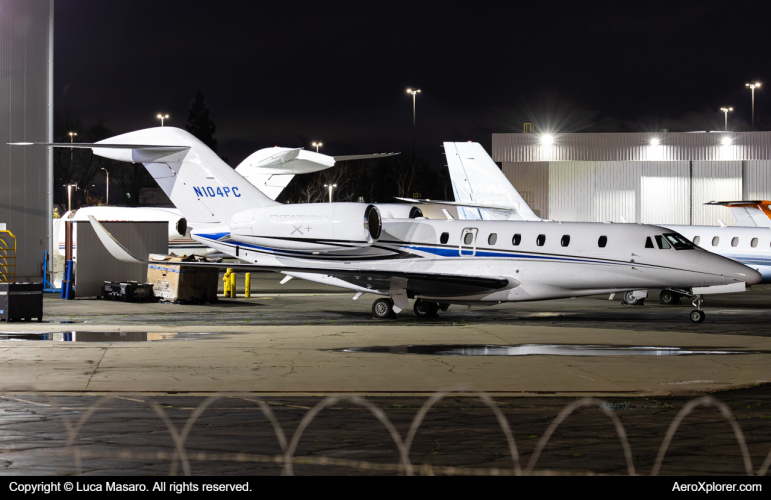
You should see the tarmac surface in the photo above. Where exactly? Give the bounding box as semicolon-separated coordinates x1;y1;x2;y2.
1;275;770;475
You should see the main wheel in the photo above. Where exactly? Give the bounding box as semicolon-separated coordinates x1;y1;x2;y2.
372;298;395;319
660;290;681;305
690;310;706;323
623;291;640;306
414;299;439;318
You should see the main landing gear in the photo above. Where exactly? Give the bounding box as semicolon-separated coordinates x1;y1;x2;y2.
690;294;705;323
372;298;396;319
371;298;445;320
413;299;439;318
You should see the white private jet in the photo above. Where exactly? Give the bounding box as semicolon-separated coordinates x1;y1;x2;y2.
420;142;771;305
12;127;761;323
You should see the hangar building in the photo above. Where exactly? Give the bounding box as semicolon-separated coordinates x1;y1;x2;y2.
492;132;771;226
0;0;54;281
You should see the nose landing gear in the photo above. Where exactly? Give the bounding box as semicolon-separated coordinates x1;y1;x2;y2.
690;295;705;323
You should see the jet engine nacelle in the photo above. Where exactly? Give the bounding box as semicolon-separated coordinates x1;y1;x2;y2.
374;204;424;219
231;203;382;251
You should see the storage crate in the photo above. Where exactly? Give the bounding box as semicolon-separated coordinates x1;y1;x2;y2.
0;283;43;322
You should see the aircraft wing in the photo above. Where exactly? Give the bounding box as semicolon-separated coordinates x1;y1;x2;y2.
87;216;510;297
333;153;399;161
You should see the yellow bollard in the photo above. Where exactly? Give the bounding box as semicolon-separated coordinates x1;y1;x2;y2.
245;273;251;298
223;268;232;297
230;272;236;298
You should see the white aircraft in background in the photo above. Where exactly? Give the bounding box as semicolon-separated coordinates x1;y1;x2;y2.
53;206;204;257
12;127;761;323
235;146;396;200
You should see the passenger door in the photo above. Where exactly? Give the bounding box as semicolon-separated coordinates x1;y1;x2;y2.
459;228;478;256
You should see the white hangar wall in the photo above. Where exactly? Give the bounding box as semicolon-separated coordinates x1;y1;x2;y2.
0;0;53;280
493;133;771;227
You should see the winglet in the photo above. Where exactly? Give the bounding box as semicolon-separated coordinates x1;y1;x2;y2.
86;216;147;264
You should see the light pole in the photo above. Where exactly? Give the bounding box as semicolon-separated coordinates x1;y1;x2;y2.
101;167;109;205
407;88;421;155
68;131;77;165
720;107;733;131
66;183;78;212
312;142;323;153
745;82;761;129
157;114;169;127
323;183;337;203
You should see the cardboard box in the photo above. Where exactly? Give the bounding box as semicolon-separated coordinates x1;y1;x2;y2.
147;254;219;304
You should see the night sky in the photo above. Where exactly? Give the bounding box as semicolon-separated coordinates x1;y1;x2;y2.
55;0;770;167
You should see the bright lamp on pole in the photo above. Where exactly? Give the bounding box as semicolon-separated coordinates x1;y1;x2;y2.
745;82;761;129
157;114;169;127
323;183;337;203
312;142;323;153
720;107;733;131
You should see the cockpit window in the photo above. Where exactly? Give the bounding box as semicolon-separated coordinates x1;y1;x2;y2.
645;237;654;249
655;235;671;249
663;233;695;250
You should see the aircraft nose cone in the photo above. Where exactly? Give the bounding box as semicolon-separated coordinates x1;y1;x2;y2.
743;267;763;285
725;260;762;285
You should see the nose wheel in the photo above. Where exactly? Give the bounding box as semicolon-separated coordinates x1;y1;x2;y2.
690;294;705;323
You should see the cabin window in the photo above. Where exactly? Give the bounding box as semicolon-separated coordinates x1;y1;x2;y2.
536;234;546;246
488;233;498;245
561;235;570;247
598;236;607;248
752;238;759;248
663;233;695;250
712;236;720;246
645;237;654;248
512;234;521;246
731;237;739;247
655;235;671;249
693;236;700;245
440;232;449;244
463;232;474;245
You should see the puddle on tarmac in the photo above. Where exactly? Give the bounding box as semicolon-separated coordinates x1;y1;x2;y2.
330;344;760;356
0;332;189;342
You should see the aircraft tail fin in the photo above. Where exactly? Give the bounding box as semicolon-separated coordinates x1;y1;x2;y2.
705;201;771;228
443;142;540;221
15;127;279;227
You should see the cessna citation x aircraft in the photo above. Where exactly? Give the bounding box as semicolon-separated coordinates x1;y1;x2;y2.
12;128;761;323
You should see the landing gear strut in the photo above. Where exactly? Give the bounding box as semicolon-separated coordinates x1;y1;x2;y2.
414;299;439;318
372;297;396;319
690;294;705;323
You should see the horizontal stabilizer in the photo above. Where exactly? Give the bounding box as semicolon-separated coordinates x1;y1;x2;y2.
395;197;514;212
333;153;399;161
9;142;189;151
705;200;771;228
